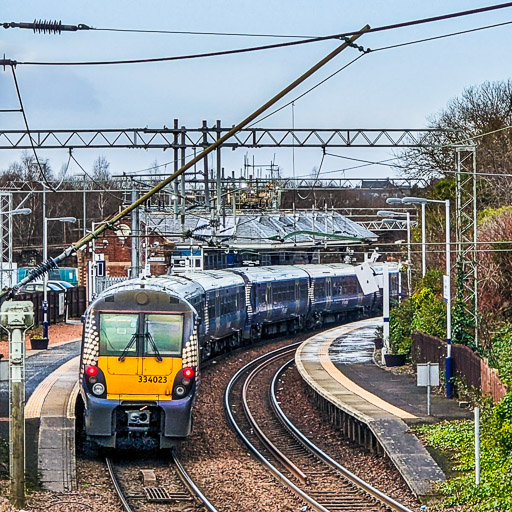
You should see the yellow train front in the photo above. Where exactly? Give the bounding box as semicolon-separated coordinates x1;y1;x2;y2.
78;277;199;449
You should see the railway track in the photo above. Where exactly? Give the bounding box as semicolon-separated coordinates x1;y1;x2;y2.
106;452;219;512
224;343;414;512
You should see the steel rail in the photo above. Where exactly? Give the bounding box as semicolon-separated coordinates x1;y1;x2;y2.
270;359;414;512
224;342;331;512
171;451;220;512
241;350;308;484
105;457;134;512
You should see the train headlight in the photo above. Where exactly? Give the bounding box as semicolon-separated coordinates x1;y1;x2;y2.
182;377;191;386
174;385;186;397
92;383;105;396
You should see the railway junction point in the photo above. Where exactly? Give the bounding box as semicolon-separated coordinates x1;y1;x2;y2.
1;318;472;499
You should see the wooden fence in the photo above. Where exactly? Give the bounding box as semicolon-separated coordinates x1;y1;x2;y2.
15;286;87;326
412;331;508;402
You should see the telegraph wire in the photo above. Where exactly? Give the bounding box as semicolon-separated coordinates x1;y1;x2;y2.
4;2;512;65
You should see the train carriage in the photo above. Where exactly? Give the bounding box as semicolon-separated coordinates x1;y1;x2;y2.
78;261;400;449
79;276;200;448
230;266;310;337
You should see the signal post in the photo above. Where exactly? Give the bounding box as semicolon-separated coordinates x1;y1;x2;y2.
0;301;34;508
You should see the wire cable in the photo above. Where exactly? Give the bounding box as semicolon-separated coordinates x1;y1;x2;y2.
10;67;56;191
6;2;512;66
373;19;512;52
248;53;366;128
93;27;316;39
70;154;124;201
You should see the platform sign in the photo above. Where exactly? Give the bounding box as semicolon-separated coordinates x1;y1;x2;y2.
417;362;439;416
417;363;440;387
95;260;106;278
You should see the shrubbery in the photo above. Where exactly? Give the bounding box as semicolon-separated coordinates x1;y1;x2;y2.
389;271;446;356
416;395;512;511
486;325;512;389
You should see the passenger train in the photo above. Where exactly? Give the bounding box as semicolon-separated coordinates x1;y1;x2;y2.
78;262;400;449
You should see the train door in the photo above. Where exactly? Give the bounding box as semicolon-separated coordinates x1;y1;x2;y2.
326;277;332;310
266;282;272;320
215;290;221;335
295;280;300;314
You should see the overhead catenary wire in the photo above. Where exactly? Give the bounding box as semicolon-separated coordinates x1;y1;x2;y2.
0;26;370;301
3;2;512;66
70;154;124;201
12;14;509;181
10;67;56;191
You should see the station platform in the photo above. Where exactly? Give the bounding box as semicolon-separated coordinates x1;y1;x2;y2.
26;355;79;491
0;338;80;492
295;318;472;499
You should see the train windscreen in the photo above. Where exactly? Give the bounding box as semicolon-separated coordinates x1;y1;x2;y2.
99;313;184;357
99;313;138;357
144;314;183;357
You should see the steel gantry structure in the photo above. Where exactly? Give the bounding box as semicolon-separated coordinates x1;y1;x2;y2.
0;123;479;341
0;127;451;150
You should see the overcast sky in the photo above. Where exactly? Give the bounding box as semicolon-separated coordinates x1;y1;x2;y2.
1;1;511;182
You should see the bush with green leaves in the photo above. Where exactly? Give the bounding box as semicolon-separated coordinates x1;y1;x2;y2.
486;324;512;388
492;392;512;451
410;287;446;340
389;270;446;356
389;296;415;355
416;397;512;511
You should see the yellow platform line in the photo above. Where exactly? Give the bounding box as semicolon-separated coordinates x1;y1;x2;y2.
316;326;417;420
26;356;80;419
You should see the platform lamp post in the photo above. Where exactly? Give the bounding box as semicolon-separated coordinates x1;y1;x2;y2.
377;209;412;294
42;217;76;343
0;208;32;291
387;198;427;277
402;196;453;398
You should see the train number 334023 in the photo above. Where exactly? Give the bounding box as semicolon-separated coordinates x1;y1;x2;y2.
138;375;168;383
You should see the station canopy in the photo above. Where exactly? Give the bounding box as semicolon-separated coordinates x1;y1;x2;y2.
141;211;377;250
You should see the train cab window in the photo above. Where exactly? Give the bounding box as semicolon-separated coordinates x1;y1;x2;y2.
144;314;183;357
99;313;139;357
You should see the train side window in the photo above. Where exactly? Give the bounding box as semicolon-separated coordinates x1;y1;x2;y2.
99;313;139;357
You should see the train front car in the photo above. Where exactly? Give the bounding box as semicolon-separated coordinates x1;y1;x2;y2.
78;277;200;449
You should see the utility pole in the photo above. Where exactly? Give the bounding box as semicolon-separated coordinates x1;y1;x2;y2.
202;120;210;214
130;180;140;278
180;126;186;237
82;173;87;237
0;300;34;509
216;120;222;225
173;119;179;220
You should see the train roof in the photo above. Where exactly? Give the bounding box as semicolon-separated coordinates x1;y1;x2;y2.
94;275;203;303
369;262;400;274
180;269;245;291
294;263;356;278
228;265;309;283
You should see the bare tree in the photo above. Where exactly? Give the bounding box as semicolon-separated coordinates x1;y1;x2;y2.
398;80;512;208
92;156;112;219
